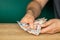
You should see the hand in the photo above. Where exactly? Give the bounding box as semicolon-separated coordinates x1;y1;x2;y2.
40;19;60;34
20;10;35;29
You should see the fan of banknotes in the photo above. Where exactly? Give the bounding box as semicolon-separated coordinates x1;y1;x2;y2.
17;18;47;35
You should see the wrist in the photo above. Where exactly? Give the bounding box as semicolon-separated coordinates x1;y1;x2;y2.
25;10;35;19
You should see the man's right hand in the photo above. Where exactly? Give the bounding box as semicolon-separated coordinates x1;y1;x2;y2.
20;10;35;29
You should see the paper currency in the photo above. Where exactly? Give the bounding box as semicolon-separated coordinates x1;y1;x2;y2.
17;18;47;35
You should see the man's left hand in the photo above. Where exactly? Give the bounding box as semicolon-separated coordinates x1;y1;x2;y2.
40;19;60;34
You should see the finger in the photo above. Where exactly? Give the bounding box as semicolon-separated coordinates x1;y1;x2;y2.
40;24;53;33
41;19;54;27
29;22;34;29
46;31;55;34
20;19;27;23
20;19;29;24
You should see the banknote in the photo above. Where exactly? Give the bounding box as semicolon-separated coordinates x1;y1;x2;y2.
17;18;47;35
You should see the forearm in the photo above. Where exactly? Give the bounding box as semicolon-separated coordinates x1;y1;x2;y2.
26;0;48;18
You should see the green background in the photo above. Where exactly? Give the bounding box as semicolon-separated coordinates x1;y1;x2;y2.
0;0;55;23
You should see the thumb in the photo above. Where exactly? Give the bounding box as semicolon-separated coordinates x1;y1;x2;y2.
41;19;54;27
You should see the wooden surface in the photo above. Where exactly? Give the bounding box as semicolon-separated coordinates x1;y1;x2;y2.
0;23;60;40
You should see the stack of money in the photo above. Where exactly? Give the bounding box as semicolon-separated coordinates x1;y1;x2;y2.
17;18;47;35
